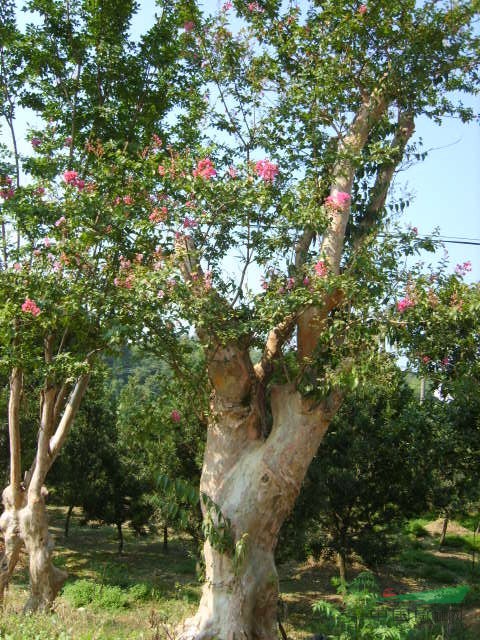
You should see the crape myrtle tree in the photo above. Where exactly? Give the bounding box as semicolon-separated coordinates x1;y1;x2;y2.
391;271;480;543
0;0;203;611
122;2;478;638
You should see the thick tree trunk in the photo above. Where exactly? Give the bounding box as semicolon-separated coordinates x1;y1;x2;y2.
20;497;67;612
0;489;24;607
178;383;341;640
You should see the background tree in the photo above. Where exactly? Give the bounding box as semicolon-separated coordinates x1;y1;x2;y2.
278;355;433;581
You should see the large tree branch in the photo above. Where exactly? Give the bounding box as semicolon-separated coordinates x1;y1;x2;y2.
8;367;23;508
297;90;388;360
349;110;415;252
47;373;90;471
320;90;388;274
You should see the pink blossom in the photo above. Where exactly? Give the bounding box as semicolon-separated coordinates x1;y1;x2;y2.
396;297;415;313
286;277;295;290
185;200;196;208
13;263;21;271
158;165;166;175
64;136;72;146
255;159;279;182
411;226;418;235
31;137;42;149
422;355;431;364
75;179;85;191
248;2;264;12
222;1;233;10
358;4;367;14
171;410;181;422
441;357;450;366
119;256;131;270
303;276;310;286
204;270;213;290
52;261;62;272
35;186;45;196
149;206;168;223
183;216;197;228
184;21;195;32
152;134;162;148
455;261;472;276
0;177;15;200
135;253;144;263
63;170;78;184
123;195;133;205
43;237;51;247
325;191;351;210
157;289;165;299
55;216;66;227
314;260;328;277
21;298;41;317
193;158;217;179
228;166;237;178
33;249;41;257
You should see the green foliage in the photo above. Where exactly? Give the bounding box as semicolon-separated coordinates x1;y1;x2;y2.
279;355;431;571
312;572;420;639
62;579;130;611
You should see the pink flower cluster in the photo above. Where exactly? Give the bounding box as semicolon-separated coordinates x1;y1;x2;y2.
455;261;472;276
55;216;66;227
171;410;181;422
193;158;217;180
248;2;264;12
184;21;195;32
396;297;415;313
358;4;367;14
0;176;15;200
255;159;279;182
149;206;168;223
222;1;233;10
22;298;41;317
325;191;351;210
314;260;328;277
63;170;85;190
31;137;42;149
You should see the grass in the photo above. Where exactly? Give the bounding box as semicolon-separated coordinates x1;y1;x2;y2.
1;509;480;639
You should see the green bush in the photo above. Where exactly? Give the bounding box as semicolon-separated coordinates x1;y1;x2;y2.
127;582;152;602
62;579;129;610
405;519;429;538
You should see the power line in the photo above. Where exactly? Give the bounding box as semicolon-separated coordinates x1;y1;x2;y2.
378;234;480;247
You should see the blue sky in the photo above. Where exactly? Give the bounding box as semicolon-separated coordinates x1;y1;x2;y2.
4;0;480;282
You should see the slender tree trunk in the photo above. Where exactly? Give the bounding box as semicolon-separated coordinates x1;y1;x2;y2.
178;383;341;640
117;522;124;555
65;504;74;539
439;515;449;546
163;524;168;551
337;551;347;584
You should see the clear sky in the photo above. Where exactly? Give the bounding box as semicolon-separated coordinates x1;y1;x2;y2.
4;0;480;282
